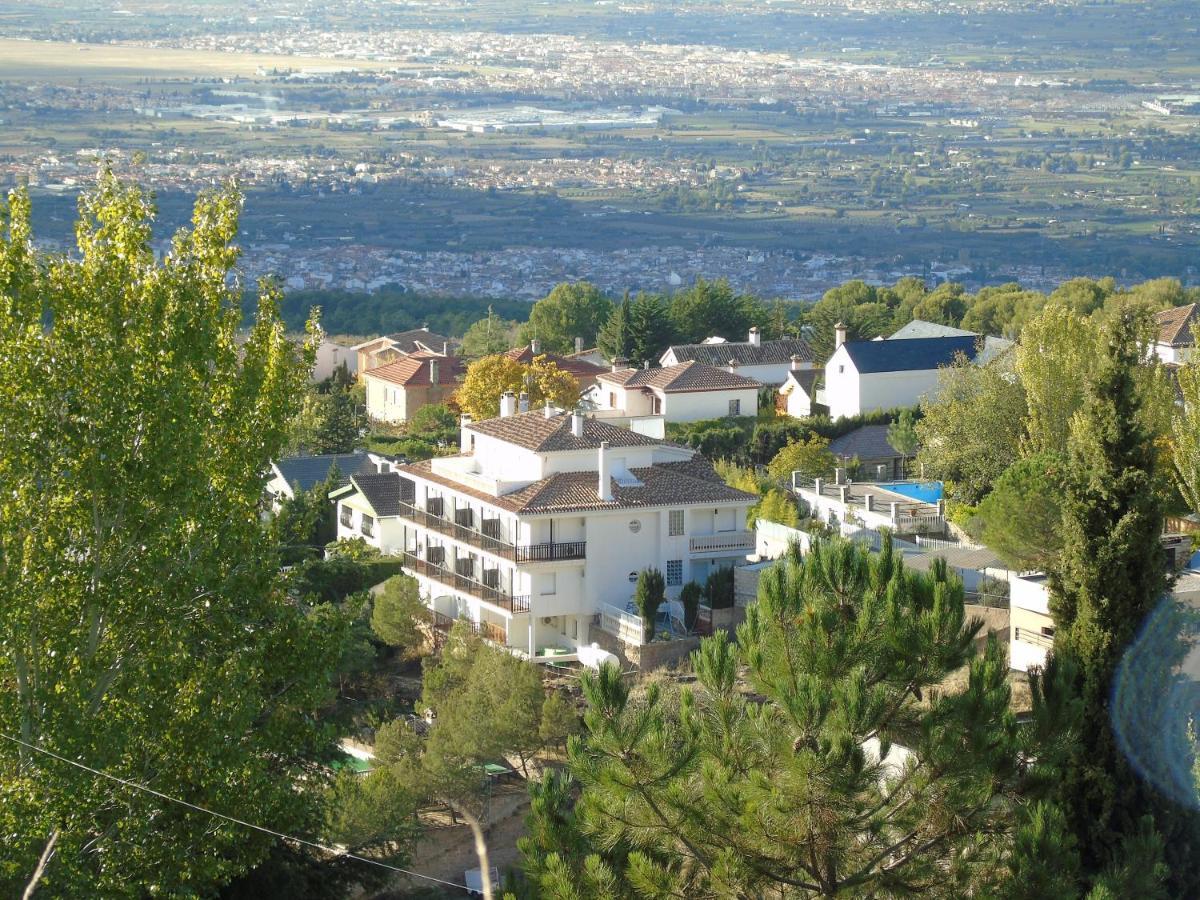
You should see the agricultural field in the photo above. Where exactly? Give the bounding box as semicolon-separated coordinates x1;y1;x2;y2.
3;1;1200;298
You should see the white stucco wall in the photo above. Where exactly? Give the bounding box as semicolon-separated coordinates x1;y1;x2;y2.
312;339;358;382
857;370;942;416
785;385;813;418
823;347;861;420
661;387;759;422
1010;575;1050;614
364;375;408;424
1153;342;1193;365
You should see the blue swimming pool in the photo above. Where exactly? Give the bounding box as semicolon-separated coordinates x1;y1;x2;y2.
875;481;944;504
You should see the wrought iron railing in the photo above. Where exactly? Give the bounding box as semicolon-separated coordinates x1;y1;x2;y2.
395;501;585;563
402;552;531;614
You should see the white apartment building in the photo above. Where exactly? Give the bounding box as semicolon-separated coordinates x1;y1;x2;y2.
1009;574;1054;673
330;399;758;658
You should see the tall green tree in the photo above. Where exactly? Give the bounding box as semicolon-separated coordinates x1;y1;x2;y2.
627;292;676;365
976;452;1066;572
526;538;1079;897
597;291;633;362
520;282;613;353
1049;309;1200;894
0;176;345;896
370;573;430;657
461;305;520;358
314;387;359;454
1170;363;1200;516
667;278;755;344
916;352;1028;505
633;568;666;643
886;407;920;461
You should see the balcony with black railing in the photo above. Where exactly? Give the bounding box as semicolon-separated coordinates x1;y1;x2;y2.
402;551;531;614
396;501;586;564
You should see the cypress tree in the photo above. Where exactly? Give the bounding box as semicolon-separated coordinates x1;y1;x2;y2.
1049;308;1200;894
597;290;633;363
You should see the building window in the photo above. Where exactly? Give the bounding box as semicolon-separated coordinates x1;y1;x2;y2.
728;399;741;416
668;509;685;536
339;505;353;528
541;573;557;596
609;392;617;408
666;560;683;586
360;514;375;538
427;545;445;566
838;365;845;374
427;496;445;518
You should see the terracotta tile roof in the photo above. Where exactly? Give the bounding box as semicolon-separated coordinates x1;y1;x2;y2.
504;345;608;380
597;361;760;393
466;410;665;452
363;355;466;387
1155;303;1198;347
664;337;814;367
396;455;757;516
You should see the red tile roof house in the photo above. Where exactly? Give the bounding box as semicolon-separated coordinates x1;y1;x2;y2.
586;360;762;423
329;404;758;660
504;340;608;391
362;353;466;424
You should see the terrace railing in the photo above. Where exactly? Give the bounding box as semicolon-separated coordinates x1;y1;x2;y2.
396;500;586;563
402;552;531;614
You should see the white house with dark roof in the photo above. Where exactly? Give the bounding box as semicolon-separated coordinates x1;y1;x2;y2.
351;327;456;374
266;451;398;510
822;326;982;421
1153;303;1198;365
586;360;761;422
660;327;814;387
330;402;757;658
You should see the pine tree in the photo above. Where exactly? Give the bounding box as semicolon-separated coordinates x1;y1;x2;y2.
1048;308;1200;894
627;292;675;365
597;291;633;363
523;536;1079;897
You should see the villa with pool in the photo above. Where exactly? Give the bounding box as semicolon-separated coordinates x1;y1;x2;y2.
790;468;948;539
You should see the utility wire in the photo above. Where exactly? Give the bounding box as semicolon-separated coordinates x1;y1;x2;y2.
0;732;471;892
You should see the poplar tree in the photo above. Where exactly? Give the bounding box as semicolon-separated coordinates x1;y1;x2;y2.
0;176;344;896
1048;309;1200;894
598;291;633;362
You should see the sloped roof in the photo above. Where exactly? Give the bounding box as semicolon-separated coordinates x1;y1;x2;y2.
1155;303;1199;347
780;369;821;397
274;453;379;492
504;345;608;379
889;320;977;340
827;425;908;460
467;410;665;452
598;361;760;393
398;455;756;515
351;328;455;355
348;473;406;517
363;354;466;387
841;336;978;374
664;337;814;367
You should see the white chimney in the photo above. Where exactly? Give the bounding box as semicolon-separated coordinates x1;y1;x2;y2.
429;359;439;385
790;354;803;372
575;336;584;354
571;412;584;437
499;391;517;418
612;357;628;372
749;326;761;347
835;322;847;350
518;391;530;413
643;359;650;369
727;358;739;374
544;401;555;419
530;338;541;355
598;441;613;502
442;341;450;356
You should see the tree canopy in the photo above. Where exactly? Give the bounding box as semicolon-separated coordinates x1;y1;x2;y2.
521;536;1079;897
520;282;613;354
0;176;345;896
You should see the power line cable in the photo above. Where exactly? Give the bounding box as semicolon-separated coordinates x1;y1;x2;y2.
0;732;470;891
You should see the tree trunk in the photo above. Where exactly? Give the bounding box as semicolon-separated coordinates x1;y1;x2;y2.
23;828;59;900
